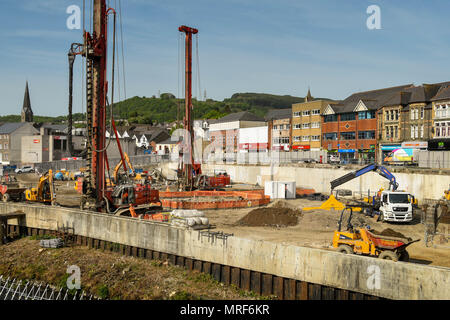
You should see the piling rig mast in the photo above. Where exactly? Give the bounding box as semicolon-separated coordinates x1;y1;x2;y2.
178;26;198;191
68;0;124;211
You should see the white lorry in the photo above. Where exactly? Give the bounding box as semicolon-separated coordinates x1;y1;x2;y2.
378;191;414;222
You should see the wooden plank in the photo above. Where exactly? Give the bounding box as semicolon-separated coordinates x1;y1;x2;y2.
176;256;185;267
93;239;99;249
212;264;221;282
131;247;138;257
310;284;321;300
161;253;168;262
231;268;241;287
240;270;251;291
0;220;5;245
322;287;335;300
145;249;153;260
284;279;296;300
203;262;212;275
138;248;145;258
250;272;261;295
32;228;38;236
297;282;308;300
338;289;349;300
168;254;176;265
88;238;94;248
273;277;284;300
193;260;202;272
261;274;273;296
221;266;231;285
184;258;193;270
152;251;161;260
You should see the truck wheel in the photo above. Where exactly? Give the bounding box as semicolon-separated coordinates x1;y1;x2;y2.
337;244;353;254
399;251;410;262
379;250;398;261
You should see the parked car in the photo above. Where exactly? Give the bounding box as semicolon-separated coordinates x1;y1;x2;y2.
15;166;34;174
329;155;340;164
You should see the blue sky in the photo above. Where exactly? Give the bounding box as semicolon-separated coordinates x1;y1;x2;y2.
0;0;450;117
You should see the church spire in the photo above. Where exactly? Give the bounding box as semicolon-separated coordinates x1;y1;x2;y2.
305;87;313;103
21;81;33;122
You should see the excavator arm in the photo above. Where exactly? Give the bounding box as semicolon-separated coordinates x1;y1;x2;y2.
330;164;399;192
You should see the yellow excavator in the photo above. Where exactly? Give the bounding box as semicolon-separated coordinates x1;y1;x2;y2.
111;153;143;185
25;169;57;205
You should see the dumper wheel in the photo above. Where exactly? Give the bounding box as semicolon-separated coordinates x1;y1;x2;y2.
399;250;410;262
337;244;353;254
379;250;398;261
2;193;10;202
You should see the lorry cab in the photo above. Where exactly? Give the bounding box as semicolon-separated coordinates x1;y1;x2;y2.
379;191;413;222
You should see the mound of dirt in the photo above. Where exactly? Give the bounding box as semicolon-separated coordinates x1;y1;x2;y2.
371;228;412;242
238;202;301;228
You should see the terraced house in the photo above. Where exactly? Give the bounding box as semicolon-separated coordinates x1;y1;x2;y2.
431;84;450;140
321;85;412;163
377;83;448;162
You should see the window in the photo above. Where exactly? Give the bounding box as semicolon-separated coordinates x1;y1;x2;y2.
415;109;419;120
395;110;399;121
341;132;355;140
302;136;310;142
273;125;278;130
324;114;338;122
293;136;301;142
358;131;375;140
274;137;290;144
279;125;285;130
0;144;2;150
385;126;389;139
286;124;290;130
410;110;415;120
311;122;320;129
358;111;376;120
324;132;338;140
340;113;356;121
293;124;301;130
4;143;8;150
293;111;301;117
394;126;398;139
410;125;414;138
302;123;310;129
3;153;8;160
311;135;320;141
302;111;310;116
385;112;389;121
312;109;320;115
420;125;424;138
390;110;394;121
420;107;424;119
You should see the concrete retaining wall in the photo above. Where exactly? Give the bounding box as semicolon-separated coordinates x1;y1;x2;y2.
196;163;450;202
1;202;449;300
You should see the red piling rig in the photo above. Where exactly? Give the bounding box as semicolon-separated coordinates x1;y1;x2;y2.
178;25;198;191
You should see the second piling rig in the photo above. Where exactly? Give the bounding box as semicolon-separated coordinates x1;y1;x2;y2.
69;0;160;213
177;26;231;191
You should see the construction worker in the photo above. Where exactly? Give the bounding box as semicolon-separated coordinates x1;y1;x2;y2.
122;190;129;204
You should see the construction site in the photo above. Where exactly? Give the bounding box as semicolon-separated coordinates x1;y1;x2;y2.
1;0;450;301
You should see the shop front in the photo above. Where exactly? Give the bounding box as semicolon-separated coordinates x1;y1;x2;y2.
292;145;310;151
338;149;355;163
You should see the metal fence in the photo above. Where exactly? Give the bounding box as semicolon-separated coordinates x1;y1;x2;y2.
0;275;96;300
34;154;169;173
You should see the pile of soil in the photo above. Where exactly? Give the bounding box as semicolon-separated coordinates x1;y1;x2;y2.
371;228;412;242
238;201;301;228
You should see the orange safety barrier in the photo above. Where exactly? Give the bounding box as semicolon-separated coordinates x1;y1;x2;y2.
159;190;270;210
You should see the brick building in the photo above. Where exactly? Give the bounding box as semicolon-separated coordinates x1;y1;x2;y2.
321;85;412;163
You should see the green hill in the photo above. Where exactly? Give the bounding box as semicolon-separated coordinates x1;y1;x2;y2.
0;92;321;125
